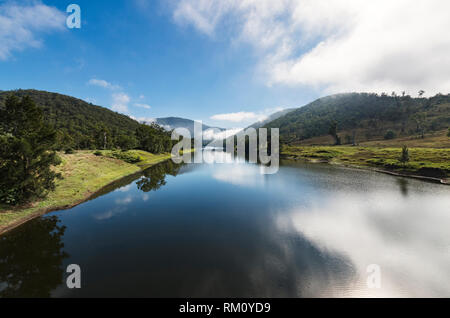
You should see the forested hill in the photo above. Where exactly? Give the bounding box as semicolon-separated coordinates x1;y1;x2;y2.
264;92;450;144
0;89;142;150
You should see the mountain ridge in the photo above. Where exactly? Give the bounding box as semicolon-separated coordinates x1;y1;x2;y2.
263;92;450;144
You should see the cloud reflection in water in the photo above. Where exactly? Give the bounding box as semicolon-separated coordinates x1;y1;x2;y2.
277;192;450;297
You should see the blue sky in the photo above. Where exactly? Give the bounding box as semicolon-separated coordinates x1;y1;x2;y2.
1;0;449;128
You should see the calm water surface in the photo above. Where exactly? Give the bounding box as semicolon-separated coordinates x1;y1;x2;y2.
1;150;449;297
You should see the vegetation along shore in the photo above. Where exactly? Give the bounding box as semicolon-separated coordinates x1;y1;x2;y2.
0;150;172;236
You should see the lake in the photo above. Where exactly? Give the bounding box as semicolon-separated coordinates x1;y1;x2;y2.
1;150;449;297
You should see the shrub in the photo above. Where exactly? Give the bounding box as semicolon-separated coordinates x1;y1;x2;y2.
110;151;142;163
0;188;20;205
384;130;396;140
93;151;102;156
64;148;74;154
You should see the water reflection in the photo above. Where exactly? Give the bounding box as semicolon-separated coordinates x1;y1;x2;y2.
0;151;449;297
278;193;450;297
396;178;409;197
137;160;183;192
0;216;68;297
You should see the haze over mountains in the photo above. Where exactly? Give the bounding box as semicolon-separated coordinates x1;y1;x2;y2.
152;117;225;140
247;108;296;130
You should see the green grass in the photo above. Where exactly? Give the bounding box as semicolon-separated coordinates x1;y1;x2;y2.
282;145;450;179
94;149;172;168
291;129;450;148
360;130;450;148
0;150;172;234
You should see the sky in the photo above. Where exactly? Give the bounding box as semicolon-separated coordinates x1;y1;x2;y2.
1;0;450;129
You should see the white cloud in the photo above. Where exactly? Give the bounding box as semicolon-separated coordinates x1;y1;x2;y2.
88;79;150;115
140;117;156;124
211;111;267;123
115;195;133;205
203;127;243;140
112;93;130;113
117;184;133;192
171;0;450;95
210;106;284;124
88;78;133;114
173;0;221;36
0;1;65;60
134;103;151;109
212;164;264;187
130;115;156;124
84;97;96;104
88;78;121;90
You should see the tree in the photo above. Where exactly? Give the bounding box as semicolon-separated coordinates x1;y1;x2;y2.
95;124;110;149
0;95;61;204
447;127;450;137
135;123;173;154
117;134;137;151
136;160;182;192
399;145;410;165
412;113;426;138
344;134;352;144
328;121;341;145
418;90;425;97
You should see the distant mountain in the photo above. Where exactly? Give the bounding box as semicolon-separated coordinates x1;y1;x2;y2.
264;92;450;144
153;117;224;140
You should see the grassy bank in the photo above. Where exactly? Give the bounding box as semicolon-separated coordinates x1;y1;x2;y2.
281;145;450;182
94;149;173;168
291;129;450;148
0;150;171;235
